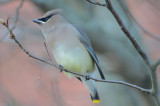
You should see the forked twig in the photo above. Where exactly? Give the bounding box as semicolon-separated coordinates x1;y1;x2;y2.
86;0;106;6
1;0;159;104
85;0;160;105
0;18;151;94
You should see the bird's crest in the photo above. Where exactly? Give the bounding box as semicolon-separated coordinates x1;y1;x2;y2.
42;9;62;18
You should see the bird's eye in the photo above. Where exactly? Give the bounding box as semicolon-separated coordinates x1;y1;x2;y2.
39;14;53;22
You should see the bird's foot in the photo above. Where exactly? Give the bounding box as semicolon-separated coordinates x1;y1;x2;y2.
58;64;63;72
85;73;90;81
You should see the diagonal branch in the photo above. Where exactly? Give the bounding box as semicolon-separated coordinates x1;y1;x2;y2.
118;0;160;41
85;0;160;105
86;0;106;6
9;0;24;31
154;58;160;68
0;18;151;95
103;0;159;105
1;0;159;104
0;0;24;42
105;0;150;66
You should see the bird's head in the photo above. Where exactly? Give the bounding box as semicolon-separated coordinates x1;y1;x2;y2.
33;9;62;25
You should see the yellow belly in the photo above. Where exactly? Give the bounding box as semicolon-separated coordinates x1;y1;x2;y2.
52;43;94;74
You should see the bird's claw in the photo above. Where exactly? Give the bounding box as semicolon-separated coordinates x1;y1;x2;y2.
85;73;90;81
58;64;63;72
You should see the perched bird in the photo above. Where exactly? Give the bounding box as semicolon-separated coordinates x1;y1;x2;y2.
33;9;105;103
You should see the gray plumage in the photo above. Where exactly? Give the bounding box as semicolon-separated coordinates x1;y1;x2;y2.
33;9;105;103
75;26;105;79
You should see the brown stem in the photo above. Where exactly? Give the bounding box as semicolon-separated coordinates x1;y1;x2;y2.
151;70;160;106
9;0;24;31
105;0;150;66
118;0;160;41
86;0;160;105
1;0;160;104
0;19;151;95
104;0;159;105
86;0;106;6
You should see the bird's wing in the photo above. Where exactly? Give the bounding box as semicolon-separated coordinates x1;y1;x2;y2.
75;27;105;79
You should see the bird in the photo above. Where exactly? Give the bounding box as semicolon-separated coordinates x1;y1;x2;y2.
33;9;105;103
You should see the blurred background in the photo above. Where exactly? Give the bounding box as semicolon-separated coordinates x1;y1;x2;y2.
0;0;160;106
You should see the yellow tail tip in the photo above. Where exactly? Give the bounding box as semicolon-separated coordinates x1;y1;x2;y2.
92;100;100;103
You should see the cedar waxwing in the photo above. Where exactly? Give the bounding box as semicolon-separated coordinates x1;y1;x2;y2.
33;9;105;103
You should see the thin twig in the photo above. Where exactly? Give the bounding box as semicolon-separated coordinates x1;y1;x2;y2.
11;28;151;94
151;70;160;106
104;0;159;105
0;0;159;104
86;0;106;6
44;42;52;60
0;18;152;95
86;0;160;105
105;0;150;66
118;0;160;41
0;0;24;42
154;58;160;68
131;14;160;41
85;0;160;45
9;0;24;31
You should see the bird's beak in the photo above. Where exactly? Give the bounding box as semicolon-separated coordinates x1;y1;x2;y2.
33;19;43;24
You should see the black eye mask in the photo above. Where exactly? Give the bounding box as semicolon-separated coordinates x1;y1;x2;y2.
38;14;53;22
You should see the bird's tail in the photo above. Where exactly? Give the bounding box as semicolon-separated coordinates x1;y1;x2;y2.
90;91;100;103
80;77;100;103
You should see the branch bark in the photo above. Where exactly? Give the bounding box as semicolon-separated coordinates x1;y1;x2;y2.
105;0;150;66
85;0;160;105
86;0;106;6
9;0;24;31
0;17;152;96
118;0;160;41
1;0;160;105
104;0;160;105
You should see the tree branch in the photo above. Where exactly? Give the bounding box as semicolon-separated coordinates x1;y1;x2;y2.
0;0;24;42
86;0;106;6
103;0;159;105
0;18;152;95
1;0;160;105
105;0;150;66
85;0;160;105
153;58;160;69
118;0;160;41
9;0;24;31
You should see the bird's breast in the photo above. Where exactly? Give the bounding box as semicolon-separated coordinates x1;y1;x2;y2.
44;24;94;74
50;42;94;74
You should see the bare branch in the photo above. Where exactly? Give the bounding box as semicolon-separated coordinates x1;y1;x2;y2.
86;0;106;6
118;0;160;41
103;0;159;105
152;58;160;70
9;0;24;31
85;0;160;105
151;70;160;106
155;58;160;67
131;15;160;41
105;0;150;66
10;27;151;94
0;18;152;95
1;0;160;104
0;0;24;42
44;42;52;60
